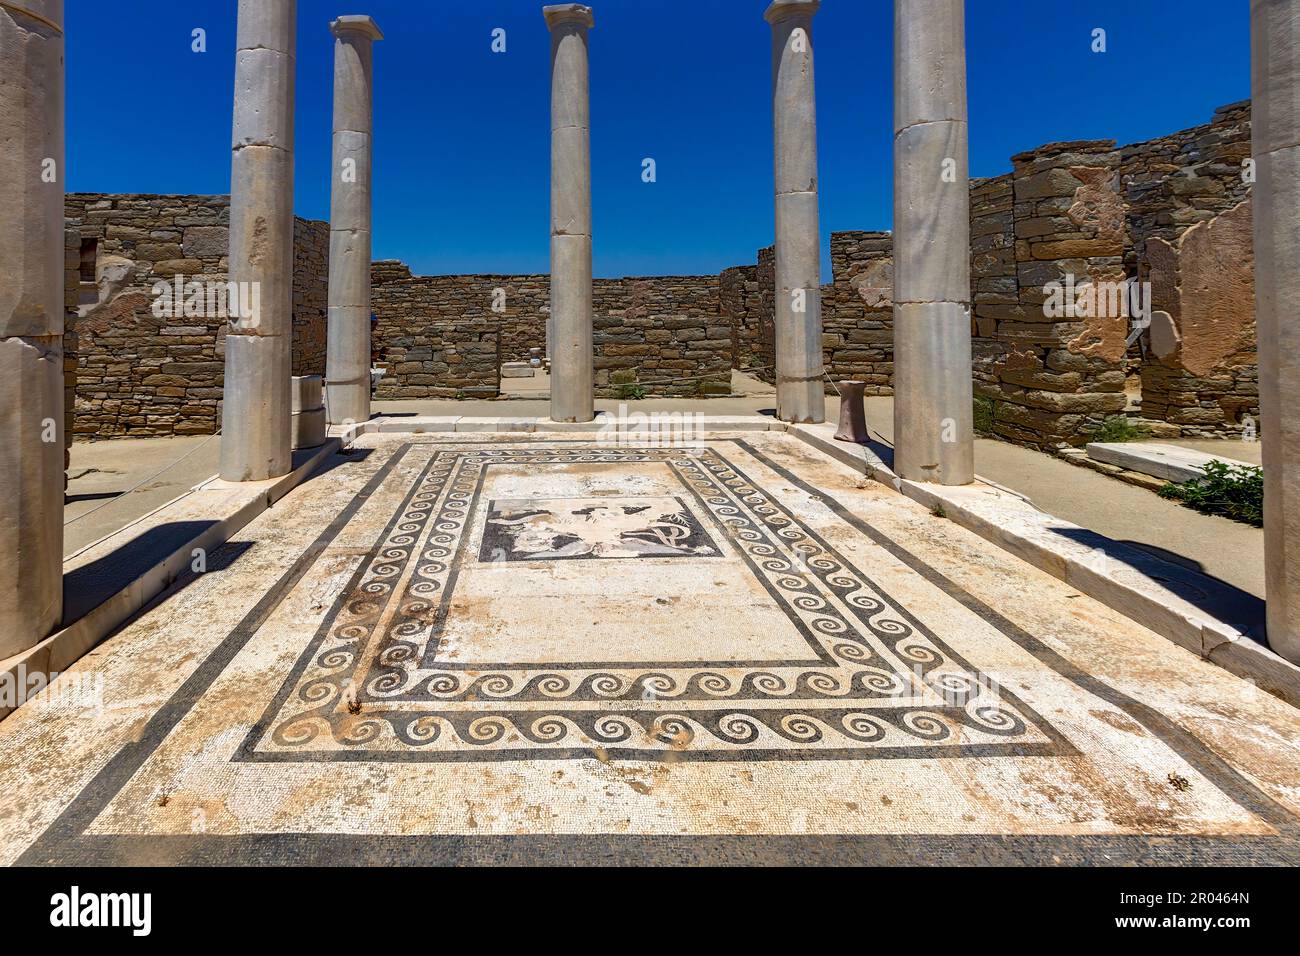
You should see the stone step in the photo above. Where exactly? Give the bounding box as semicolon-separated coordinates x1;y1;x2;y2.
1086;442;1256;483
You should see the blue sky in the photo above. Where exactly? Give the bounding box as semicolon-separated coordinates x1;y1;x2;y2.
66;0;1251;278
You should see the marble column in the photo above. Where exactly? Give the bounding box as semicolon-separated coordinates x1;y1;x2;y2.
767;0;825;424
544;4;594;423
1254;0;1300;665
892;0;974;485
0;0;65;655
220;0;296;482
325;15;382;427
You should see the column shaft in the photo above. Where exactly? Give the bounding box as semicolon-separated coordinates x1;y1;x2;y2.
326;16;383;427
220;0;296;482
0;0;65;655
767;0;825;424
892;0;974;485
545;4;594;423
1254;0;1300;664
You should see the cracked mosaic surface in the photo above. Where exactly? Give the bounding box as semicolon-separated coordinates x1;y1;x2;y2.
3;434;1298;865
244;445;1064;762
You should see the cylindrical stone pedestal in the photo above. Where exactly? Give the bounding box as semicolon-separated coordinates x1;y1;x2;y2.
220;0;296;482
0;0;65;655
325;15;382;427
834;382;869;444
1254;0;1300;664
767;0;825;425
291;375;327;450
892;0;974;486
544;4;595;424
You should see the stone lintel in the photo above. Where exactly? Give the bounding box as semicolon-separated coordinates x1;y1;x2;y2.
543;4;594;31
330;14;383;41
764;0;820;24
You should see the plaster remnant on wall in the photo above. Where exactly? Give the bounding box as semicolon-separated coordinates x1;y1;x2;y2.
1145;199;1254;378
852;259;893;309
1068;166;1126;249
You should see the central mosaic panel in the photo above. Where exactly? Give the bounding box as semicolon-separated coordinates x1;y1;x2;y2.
479;496;721;562
241;444;1067;763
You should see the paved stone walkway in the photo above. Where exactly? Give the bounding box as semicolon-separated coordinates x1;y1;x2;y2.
5;433;1298;864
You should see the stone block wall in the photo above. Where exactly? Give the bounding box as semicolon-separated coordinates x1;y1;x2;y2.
722;249;774;386
60;105;1257;448
823;231;894;394
63;228;79;476
724;235;895;394
1122;101;1257;436
970;174;1017;397
370;263;507;399
720;263;761;372
969;141;1131;448
592;276;729;397
711;104;1258;451
369;263;731;399
63;194;328;439
756;247;778;386
291;219;329;377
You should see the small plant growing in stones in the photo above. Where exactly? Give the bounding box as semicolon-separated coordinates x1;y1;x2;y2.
1158;460;1264;527
972;395;996;436
609;369;646;400
1086;415;1150;443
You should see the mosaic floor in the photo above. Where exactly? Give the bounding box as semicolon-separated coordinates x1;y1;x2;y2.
3;434;1300;865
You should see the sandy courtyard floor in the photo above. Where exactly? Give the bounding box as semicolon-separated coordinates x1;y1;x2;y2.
3;432;1298;865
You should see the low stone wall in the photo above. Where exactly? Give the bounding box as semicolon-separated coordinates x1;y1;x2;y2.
64;193;328;439
594;275;729;397
369;263;731;399
725;248;774;384
823;231;894;394
370;263;506;400
62;104;1258;449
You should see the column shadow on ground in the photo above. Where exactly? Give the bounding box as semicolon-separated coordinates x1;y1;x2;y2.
60;447;375;629
1049;526;1267;643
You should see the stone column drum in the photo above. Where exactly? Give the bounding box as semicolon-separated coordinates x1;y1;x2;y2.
544;4;595;423
325;15;382;427
767;0;825;424
0;0;65;655
892;0;975;485
1253;0;1300;665
220;0;296;482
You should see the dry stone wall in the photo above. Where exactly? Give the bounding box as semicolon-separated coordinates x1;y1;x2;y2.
1122;101;1257;436
968;102;1257;447
715;104;1259;451
723;235;894;395
729;246;777;386
63;194;328;439
61;103;1258;447
823;232;894;394
970;140;1131;448
593;275;729;397
370;263;507;400
720;263;762;373
369;263;731;399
